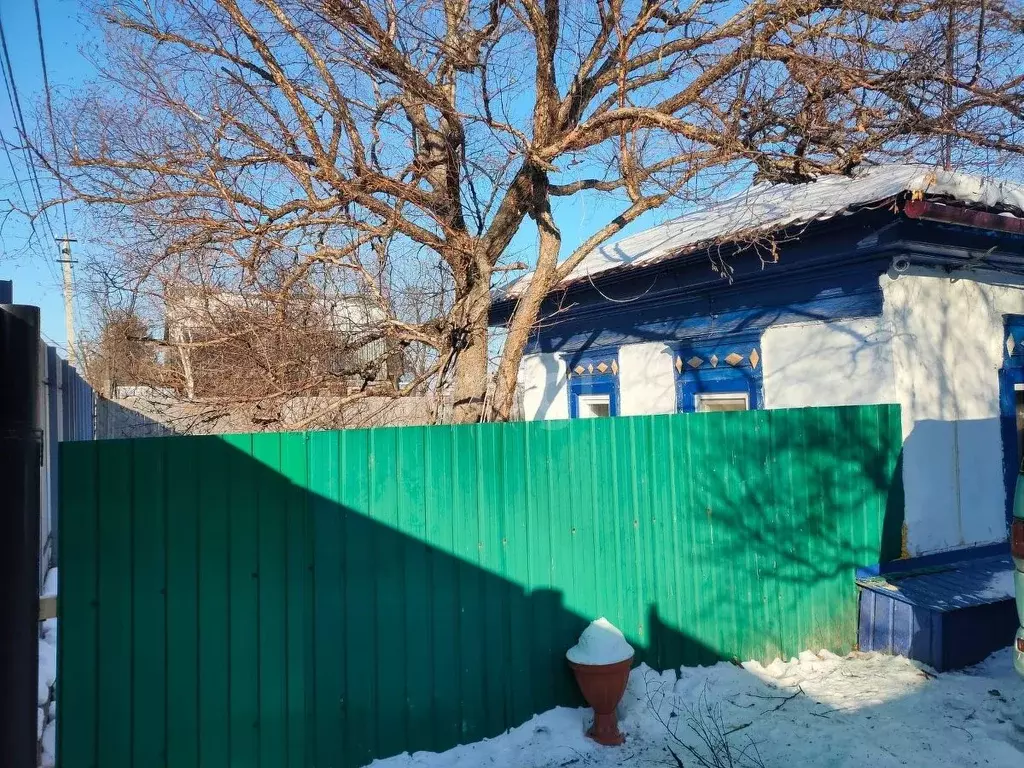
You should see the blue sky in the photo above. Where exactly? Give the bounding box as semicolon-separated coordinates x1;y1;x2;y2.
0;0;91;354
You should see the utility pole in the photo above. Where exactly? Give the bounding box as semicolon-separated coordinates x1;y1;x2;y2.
55;236;78;368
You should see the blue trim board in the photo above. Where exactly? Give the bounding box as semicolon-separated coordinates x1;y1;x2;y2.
858;554;1015;611
490;207;898;323
530;276;883;355
0;279;11;304
855;542;1010;579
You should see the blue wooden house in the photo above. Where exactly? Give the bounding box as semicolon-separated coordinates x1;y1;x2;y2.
492;164;1024;669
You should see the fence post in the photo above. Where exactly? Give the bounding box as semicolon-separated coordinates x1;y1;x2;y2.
0;303;42;768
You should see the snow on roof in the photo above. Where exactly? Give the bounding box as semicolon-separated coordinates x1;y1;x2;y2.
501;164;1024;299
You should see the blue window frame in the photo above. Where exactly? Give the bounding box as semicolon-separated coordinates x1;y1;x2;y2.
999;316;1024;524
674;335;763;413
566;350;619;418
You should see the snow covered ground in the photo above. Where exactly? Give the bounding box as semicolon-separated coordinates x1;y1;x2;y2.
370;648;1024;768
39;568;58;768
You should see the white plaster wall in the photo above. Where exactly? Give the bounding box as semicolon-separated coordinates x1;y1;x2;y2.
618;342;677;416
762;318;897;409
883;271;1024;555
517;353;569;420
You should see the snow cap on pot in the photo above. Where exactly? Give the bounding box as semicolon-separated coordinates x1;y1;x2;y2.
566;617;634;666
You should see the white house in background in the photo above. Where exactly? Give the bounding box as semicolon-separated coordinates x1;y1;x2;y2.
164;287;393;397
490;164;1024;558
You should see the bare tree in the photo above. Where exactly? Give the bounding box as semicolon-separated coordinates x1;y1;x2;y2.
32;0;1024;422
87;307;158;398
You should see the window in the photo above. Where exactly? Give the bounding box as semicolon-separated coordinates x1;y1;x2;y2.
567;350;620;419
674;336;763;413
577;394;611;418
695;392;749;413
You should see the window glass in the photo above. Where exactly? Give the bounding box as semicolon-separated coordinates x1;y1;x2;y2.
577;395;611;418
695;392;749;413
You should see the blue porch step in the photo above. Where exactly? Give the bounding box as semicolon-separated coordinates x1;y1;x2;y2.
857;552;1017;671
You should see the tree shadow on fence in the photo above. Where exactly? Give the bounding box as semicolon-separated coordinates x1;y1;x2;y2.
59;408;903;768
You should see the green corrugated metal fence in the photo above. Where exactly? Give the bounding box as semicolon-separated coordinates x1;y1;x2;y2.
59;405;903;767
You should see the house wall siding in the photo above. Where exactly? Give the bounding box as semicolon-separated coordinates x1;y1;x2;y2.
618;342;676;416
761;317;897;409
517;353;569;420
882;271;1024;555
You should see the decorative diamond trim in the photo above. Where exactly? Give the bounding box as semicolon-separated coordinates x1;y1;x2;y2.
1008;334;1017;357
749;349;760;369
687;356;703;369
725;352;743;366
675;356;683;373
571;358;618;376
710;354;719;368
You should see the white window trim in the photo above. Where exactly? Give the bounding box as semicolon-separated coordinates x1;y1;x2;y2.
576;393;611;418
694;391;750;412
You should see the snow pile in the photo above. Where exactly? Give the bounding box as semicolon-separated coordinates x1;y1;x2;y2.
42;567;58;598
39;570;58;768
500;163;1024;298
369;647;1024;768
566;618;634;666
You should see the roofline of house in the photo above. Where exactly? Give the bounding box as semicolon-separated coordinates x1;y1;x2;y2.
490;197;1024;327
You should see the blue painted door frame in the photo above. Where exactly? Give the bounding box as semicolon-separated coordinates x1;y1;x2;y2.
999;316;1024;524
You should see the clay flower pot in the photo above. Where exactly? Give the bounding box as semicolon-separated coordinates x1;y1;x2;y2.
568;656;634;745
566;617;635;746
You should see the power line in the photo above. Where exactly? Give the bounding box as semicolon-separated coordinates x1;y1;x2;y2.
0;44;59;283
32;0;70;238
29;0;79;367
0;124;33;219
0;11;58;247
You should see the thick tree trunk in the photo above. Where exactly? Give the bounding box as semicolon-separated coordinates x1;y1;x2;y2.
489;264;556;421
489;175;561;421
450;318;489;423
450;280;492;423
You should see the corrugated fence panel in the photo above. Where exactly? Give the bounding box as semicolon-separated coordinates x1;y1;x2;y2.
60;405;903;768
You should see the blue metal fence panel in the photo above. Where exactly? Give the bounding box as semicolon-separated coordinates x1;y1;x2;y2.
41;350;95;565
2;276;95;576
